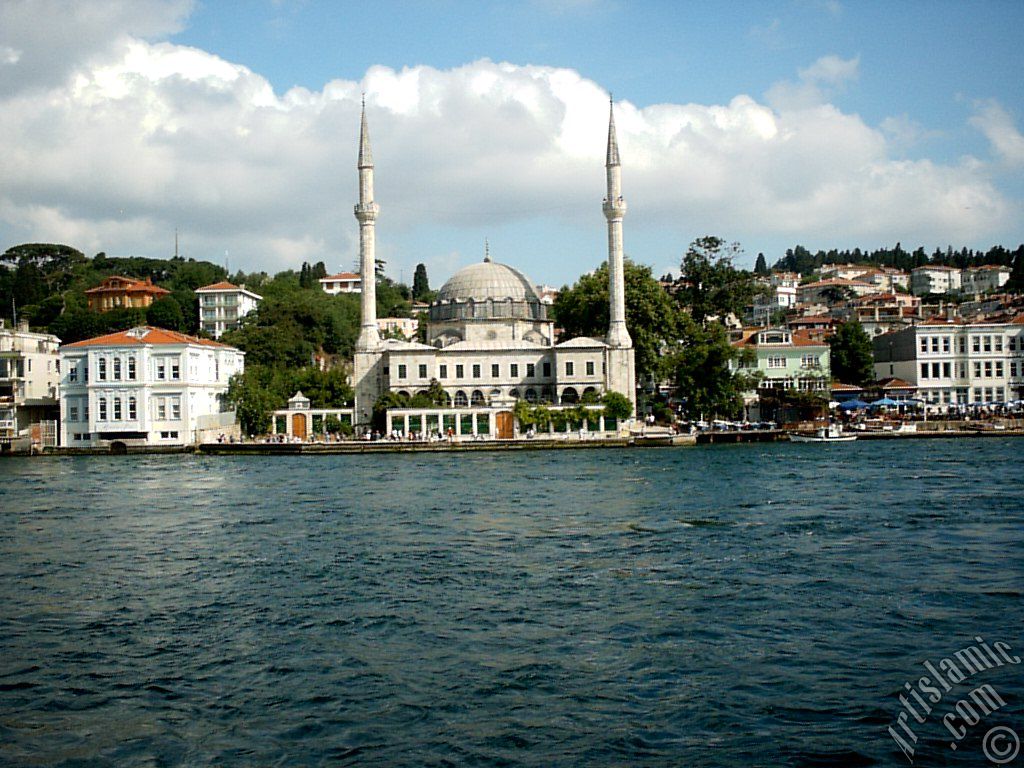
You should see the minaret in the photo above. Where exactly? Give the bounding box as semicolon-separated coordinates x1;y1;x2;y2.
603;98;631;349
355;97;381;351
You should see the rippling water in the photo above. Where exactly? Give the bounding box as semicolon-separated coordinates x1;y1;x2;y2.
1;440;1022;766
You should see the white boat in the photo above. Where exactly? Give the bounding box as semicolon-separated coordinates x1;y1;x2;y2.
788;424;857;443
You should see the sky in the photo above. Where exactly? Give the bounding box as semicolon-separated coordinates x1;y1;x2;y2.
1;0;1023;289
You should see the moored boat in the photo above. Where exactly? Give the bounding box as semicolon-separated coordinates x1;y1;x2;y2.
787;424;857;443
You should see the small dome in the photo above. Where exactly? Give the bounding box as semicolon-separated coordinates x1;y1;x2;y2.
436;260;541;303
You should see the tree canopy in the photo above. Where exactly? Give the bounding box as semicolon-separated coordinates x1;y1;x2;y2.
676;236;763;324
828;321;876;386
552;259;677;381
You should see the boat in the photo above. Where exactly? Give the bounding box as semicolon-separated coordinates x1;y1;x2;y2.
787;424;857;443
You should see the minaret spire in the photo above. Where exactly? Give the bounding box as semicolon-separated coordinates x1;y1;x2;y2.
606;96;620;167
603;97;631;350
355;96;381;351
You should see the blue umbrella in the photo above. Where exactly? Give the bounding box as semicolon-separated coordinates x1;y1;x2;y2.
839;399;869;410
870;397;900;407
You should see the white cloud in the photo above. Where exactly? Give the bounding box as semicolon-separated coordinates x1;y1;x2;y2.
970;99;1024;167
0;32;1016;281
0;0;193;96
766;54;859;111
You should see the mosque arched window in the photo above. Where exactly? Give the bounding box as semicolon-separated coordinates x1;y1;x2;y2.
560;387;579;405
454;390;468;407
524;388;537;403
471;390;485;406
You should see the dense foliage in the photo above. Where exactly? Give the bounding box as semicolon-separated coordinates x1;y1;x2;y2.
772;243;1024;275
0;243;228;340
552;259;678;381
224;365;354;436
828;321;876;386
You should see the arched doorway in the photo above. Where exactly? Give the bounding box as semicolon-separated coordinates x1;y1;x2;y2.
471;390;485;406
560;387;579;405
454;390;468;407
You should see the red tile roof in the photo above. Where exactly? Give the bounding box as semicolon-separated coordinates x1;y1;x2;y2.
196;281;240;291
62;326;233;349
84;275;170;296
321;272;360;281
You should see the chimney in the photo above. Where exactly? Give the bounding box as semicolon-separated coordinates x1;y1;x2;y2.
17;319;29;332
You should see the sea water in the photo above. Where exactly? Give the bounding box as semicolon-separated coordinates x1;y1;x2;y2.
1;440;1021;766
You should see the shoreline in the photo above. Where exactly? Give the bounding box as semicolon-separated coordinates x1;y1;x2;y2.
4;425;1022;457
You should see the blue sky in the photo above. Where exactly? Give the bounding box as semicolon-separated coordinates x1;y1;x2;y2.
1;0;1022;287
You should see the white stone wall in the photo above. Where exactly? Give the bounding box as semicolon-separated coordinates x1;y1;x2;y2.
60;340;244;446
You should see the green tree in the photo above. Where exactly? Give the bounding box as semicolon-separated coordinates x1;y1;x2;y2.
552;259;677;381
146;296;185;330
753;252;769;276
1008;247;1024;294
412;263;430;300
601;390;633;420
224;371;276;435
678;236;763;323
828;321;875;385
668;315;752;419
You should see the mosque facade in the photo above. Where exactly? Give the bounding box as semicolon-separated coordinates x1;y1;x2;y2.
351;100;636;431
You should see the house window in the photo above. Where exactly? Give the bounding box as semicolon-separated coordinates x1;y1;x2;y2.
418;364;427;379
801;354;818;368
985;361;993;377
995;336;1003;352
974;361;982;378
942;337;950;353
171;398;181;419
113;398;122;420
931;362;940;379
920;363;929;380
919;337;928;353
491;363;499;377
543;362;551;377
69;364;78;384
171;362;180;380
439;365;448;379
157;360;166;380
972;337;980;353
98;397;107;420
984;336;992;353
456;364;464;378
995;361;1004;378
98;358;107;380
930;337;939;353
127;357;136;380
942;362;951;378
768;356;787;369
959;338;966;354
398;364;407;379
586;361;595;376
113;358;121;380
68;404;78;422
472;364;481;379
156;399;166;419
565;361;574;376
128;397;137;420
510;364;519;377
527;363;535;378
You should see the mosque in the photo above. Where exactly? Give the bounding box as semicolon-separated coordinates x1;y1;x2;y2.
351;99;636;436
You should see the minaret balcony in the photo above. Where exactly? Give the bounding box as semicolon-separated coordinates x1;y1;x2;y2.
354;202;379;220
603;198;627;217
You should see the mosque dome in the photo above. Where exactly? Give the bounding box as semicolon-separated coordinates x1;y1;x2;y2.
436;259;541;303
